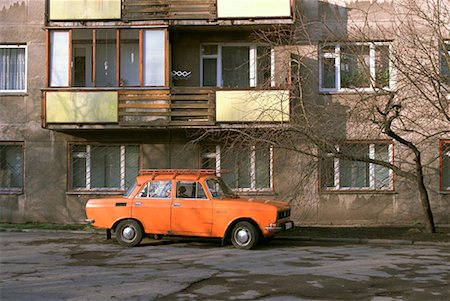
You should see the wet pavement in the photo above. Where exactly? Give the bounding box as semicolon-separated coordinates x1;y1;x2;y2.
1;231;449;300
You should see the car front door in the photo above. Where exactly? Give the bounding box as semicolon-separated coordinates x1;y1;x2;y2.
170;180;213;236
132;180;172;234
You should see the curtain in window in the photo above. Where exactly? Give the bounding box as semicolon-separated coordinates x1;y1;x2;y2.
0;48;25;91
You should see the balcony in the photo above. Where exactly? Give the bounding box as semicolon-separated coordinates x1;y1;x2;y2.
42;88;290;129
48;0;294;23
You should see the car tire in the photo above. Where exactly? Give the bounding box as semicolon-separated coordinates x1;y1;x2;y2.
116;219;143;247
230;221;259;250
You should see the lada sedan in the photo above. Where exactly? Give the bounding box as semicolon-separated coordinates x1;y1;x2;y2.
85;169;293;249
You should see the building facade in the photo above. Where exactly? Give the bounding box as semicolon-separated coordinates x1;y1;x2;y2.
0;0;448;226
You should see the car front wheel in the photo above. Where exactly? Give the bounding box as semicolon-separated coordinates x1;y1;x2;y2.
116;219;143;247
230;221;259;250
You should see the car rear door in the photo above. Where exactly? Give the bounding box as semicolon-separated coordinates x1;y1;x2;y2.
170;180;213;236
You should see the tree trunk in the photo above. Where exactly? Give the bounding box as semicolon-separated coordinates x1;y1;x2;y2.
415;154;436;233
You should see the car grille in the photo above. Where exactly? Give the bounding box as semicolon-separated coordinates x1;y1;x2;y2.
277;209;290;220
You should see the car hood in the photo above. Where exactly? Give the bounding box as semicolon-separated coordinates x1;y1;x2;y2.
220;197;290;210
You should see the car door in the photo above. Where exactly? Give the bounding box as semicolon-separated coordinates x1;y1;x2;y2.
170;180;213;236
131;180;172;234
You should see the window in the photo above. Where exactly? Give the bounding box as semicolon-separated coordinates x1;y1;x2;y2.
319;142;393;191
0;143;23;193
201;145;273;192
49;29;166;88
441;140;450;191
441;41;450;87
0;45;27;92
176;181;207;199
69;144;140;191
137;181;172;198
319;43;391;92
201;44;272;88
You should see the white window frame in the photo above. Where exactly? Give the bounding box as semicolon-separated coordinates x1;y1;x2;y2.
70;144;139;191
319;42;394;93
324;143;394;191
202;145;273;192
0;45;27;93
200;43;274;88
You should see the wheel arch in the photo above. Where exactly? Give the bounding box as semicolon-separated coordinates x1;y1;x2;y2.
222;218;263;246
112;218;144;233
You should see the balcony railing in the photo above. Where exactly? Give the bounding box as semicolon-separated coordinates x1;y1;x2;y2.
42;87;289;129
118;87;215;126
122;0;217;21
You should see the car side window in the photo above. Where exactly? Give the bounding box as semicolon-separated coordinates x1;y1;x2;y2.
137;181;172;198
176;181;207;199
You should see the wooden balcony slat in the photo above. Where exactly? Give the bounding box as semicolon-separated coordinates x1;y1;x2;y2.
171;103;210;109
119;103;170;109
119;95;171;101
119;112;170;116
170;111;210;117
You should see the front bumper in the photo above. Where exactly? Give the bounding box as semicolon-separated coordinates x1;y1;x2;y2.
265;221;294;232
85;219;95;224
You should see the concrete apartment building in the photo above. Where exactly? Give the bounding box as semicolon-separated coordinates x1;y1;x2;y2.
0;0;448;226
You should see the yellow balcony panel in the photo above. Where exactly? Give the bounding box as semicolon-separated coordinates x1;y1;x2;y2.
217;0;291;19
46;91;118;123
49;0;121;20
216;90;290;122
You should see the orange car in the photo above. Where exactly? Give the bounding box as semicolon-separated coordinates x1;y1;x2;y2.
85;169;293;249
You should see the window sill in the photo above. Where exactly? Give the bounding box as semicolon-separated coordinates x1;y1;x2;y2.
0;92;28;97
0;190;24;195
66;190;125;195
319;189;396;195
319;89;393;95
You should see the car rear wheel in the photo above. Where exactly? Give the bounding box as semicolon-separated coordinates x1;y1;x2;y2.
116;219;143;247
231;221;259;250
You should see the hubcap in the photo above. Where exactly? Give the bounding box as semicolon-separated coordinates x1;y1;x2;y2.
236;228;250;245
122;226;136;240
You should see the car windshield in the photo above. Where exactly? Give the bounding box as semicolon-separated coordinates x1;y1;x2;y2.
206;177;236;199
123;182;136;197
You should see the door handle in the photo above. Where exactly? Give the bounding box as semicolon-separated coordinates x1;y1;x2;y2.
173;202;181;207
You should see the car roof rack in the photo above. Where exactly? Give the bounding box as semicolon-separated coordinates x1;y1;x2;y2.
139;169;217;179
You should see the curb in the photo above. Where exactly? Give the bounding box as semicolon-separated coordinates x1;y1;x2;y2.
2;228;450;247
276;235;450;247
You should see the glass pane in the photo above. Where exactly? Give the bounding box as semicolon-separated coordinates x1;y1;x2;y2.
221;146;251;189
340;144;369;188
96;29;117;87
50;31;69;87
222;46;249;88
0;48;26;91
319;155;335;188
91;146;120;188
120;30;139;86
255;147;270;188
321;57;336;89
71;145;87;188
341;45;370;88
443;143;450;190
196;183;207;199
374;144;391;189
72;29;93;87
0;145;22;189
202;58;217;87
257;46;271;87
201;145;216;170
176;181;196;198
143;30;166;86
142;181;171;198
441;43;450;86
201;45;218;55
125;145;140;189
375;45;390;89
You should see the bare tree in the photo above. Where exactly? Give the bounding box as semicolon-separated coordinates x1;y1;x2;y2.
194;0;449;233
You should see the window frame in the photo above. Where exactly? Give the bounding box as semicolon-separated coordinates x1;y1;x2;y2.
68;143;141;193
319;42;393;93
319;141;394;192
0;45;27;94
47;28;168;88
201;145;274;193
200;43;275;88
0;141;24;194
440;140;450;192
